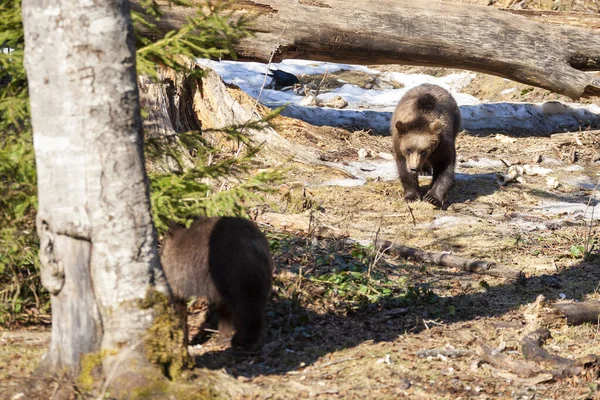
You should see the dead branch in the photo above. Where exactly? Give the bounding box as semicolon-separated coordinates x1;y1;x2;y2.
256;211;522;280
521;328;574;367
554;301;600;326
519;327;598;380
476;342;545;378
375;239;524;281
524;295;600;328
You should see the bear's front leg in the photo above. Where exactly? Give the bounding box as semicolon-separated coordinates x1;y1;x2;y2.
397;158;421;202
424;163;455;207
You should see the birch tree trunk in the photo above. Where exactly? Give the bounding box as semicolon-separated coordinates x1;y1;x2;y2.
22;0;176;389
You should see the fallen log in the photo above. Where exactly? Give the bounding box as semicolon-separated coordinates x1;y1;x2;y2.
524;295;600;328
478;332;600;382
132;0;600;99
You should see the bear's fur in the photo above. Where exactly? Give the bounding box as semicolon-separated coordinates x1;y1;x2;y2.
160;217;273;350
390;83;461;206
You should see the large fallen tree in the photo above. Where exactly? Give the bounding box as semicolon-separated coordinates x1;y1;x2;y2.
133;0;600;99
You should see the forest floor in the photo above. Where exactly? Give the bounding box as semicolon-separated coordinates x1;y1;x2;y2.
2;74;600;400
178;65;600;399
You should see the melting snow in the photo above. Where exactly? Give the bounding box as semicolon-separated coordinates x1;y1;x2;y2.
195;58;600;134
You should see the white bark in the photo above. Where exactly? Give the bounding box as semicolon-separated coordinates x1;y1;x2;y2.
23;0;169;373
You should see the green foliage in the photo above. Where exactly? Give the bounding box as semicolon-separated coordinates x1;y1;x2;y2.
134;1;281;233
134;1;251;79
0;0;278;326
147;112;284;234
271;232;434;314
0;0;46;326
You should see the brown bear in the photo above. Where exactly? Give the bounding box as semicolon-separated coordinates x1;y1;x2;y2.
390;83;461;207
160;216;273;350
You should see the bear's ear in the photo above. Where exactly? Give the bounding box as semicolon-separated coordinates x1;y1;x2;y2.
395;120;407;134
429;119;443;135
165;222;185;237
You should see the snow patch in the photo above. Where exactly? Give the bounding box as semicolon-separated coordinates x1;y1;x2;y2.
416;215;480;230
532;201;600;220
195;58;600;134
459;158;505;169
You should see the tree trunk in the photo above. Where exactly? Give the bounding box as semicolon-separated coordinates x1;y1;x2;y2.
22;0;175;388
133;0;600;99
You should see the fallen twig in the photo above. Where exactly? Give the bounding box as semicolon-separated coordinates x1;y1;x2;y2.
476;341;543;378
258;212;522;280
416;347;473;359
375;239;524;281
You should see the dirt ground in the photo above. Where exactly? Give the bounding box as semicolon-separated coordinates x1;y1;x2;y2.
2;77;600;400
191;58;600;398
180;82;600;398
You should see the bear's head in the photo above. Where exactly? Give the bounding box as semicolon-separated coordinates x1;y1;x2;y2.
395;119;442;174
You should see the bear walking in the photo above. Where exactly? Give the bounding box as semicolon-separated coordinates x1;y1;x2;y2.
160;217;273;350
390;84;461;207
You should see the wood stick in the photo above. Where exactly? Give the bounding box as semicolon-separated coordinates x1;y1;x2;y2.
476;342;543;378
374;239;524;281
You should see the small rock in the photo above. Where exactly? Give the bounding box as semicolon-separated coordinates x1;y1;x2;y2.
398;378;411;390
546;177;560;189
495;134;516;144
379;152;394;160
539;155;562;165
324;95;348;109
376;354;393;365
299;94;324;107
358;148;369;159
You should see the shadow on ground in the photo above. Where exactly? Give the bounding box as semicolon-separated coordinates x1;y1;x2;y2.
192;231;600;378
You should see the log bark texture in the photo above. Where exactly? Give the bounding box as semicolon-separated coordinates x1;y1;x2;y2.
525;295;600;328
133;0;600;99
23;0;172;381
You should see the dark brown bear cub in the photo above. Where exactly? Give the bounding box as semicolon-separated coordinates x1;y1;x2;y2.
391;83;461;207
160;217;273;350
